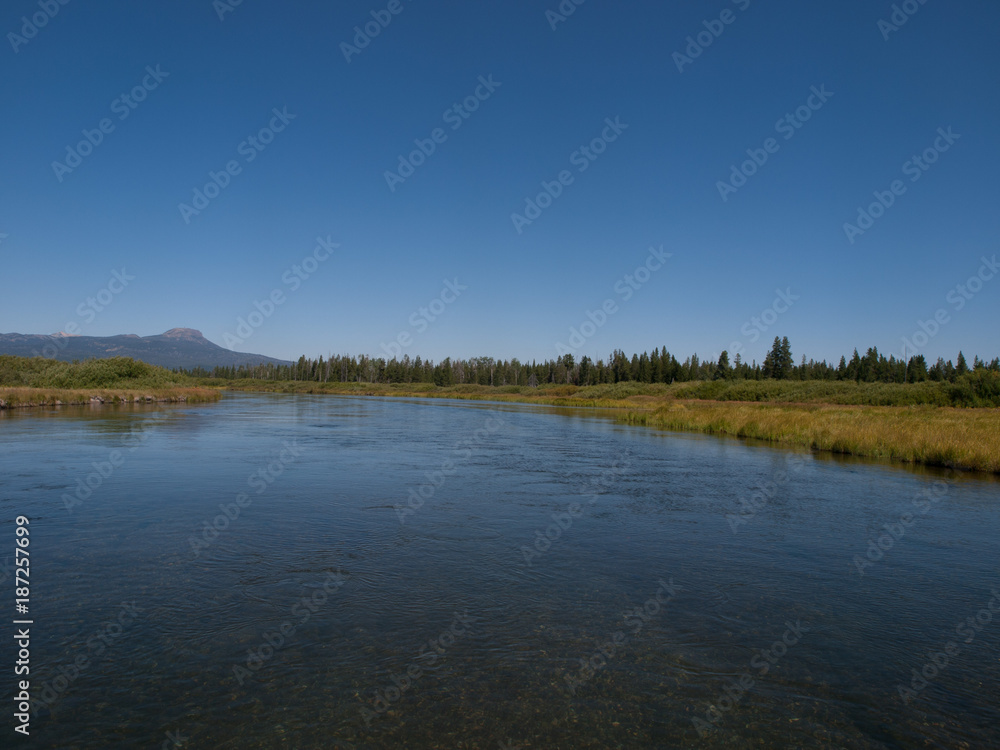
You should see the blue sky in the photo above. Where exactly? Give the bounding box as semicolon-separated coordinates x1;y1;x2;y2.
1;0;997;366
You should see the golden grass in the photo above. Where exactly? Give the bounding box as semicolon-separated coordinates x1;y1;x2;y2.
0;386;222;409
621;401;1000;473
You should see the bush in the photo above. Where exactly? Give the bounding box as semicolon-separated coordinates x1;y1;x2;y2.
0;356;190;390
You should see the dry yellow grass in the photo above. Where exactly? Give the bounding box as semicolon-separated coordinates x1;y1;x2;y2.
0;386;221;409
622;401;1000;473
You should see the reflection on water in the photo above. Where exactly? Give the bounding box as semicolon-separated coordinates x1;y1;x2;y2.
1;392;998;748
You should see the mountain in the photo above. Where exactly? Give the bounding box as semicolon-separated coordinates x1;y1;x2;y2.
0;328;291;370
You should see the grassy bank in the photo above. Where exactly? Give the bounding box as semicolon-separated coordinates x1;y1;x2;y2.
620;401;1000;474
0;386;220;408
218;375;1000;407
219;378;1000;473
0;355;221;409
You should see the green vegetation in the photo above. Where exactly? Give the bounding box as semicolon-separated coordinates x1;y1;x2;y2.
217;371;1000;408
666;372;1000;407
0;355;220;408
184;336;1000;405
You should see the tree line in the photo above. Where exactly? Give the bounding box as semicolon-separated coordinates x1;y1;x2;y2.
181;337;1000;387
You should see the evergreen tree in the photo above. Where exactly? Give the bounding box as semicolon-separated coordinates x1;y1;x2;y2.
956;351;969;376
637;351;652;382
433;357;455;386
714;351;730;380
761;336;794;379
903;355;923;382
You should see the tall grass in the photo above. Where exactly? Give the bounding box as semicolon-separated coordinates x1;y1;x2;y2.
621;401;1000;473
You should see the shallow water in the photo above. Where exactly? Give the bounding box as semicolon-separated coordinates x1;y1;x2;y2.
1;392;998;748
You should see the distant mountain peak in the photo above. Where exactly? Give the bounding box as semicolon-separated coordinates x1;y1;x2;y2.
0;328;289;369
160;327;206;340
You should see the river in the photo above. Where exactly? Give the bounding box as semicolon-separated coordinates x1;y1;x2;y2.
1;392;998;748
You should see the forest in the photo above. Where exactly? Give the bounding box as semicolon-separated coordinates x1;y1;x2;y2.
182;336;999;389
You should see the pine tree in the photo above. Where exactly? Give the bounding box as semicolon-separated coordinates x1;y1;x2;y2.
715;351;731;380
907;354;928;382
763;336;789;379
637;351;652;382
956;351;969;376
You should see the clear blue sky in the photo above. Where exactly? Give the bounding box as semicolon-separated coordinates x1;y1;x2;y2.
1;0;997;366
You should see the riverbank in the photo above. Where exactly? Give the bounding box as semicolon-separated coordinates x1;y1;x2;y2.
221;380;1000;473
0;386;221;409
0;355;223;410
620;401;1000;474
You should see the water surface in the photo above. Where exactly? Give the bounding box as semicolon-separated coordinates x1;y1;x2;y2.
1;392;998;748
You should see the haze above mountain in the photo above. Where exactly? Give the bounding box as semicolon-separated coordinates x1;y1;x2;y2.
0;328;290;370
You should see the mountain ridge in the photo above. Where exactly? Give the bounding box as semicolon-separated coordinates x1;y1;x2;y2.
0;328;291;370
